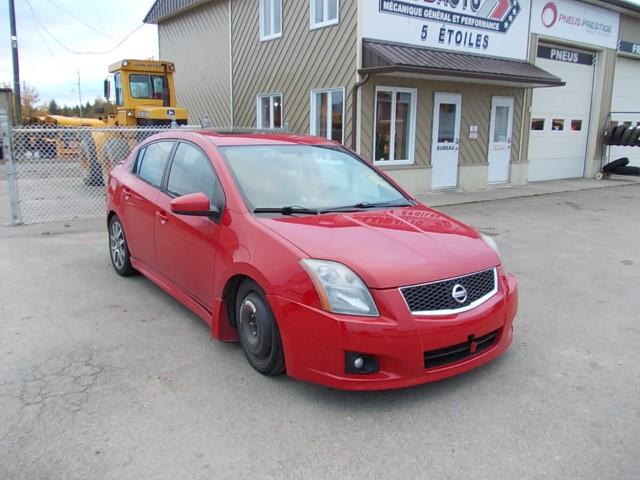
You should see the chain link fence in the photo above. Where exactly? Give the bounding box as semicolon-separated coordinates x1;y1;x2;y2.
3;124;200;224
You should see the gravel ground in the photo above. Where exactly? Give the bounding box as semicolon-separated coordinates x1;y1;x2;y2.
0;185;639;479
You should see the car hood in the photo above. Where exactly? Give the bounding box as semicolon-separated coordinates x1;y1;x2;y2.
258;205;500;289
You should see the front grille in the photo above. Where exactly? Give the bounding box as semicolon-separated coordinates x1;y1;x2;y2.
400;268;496;314
424;329;500;369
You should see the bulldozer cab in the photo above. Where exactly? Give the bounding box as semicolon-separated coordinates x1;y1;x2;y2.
104;60;188;126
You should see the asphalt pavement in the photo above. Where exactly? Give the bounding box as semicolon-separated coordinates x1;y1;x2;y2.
1;184;639;479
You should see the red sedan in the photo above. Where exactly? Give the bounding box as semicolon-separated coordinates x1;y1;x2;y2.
106;130;518;390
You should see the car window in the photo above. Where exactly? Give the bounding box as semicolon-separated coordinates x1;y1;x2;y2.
167;143;219;206
221;145;407;210
137;141;174;187
132;146;146;173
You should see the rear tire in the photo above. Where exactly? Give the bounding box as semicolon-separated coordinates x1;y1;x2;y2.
108;215;136;276
235;280;285;376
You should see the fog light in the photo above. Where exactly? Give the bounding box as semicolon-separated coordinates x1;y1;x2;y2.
353;356;364;369
345;352;379;374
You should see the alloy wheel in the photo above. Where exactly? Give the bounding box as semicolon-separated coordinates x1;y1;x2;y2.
110;220;126;270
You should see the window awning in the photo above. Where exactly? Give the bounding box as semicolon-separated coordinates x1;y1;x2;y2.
361;40;565;88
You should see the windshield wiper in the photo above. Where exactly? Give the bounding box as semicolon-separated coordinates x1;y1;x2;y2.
253;206;320;215
320;200;413;213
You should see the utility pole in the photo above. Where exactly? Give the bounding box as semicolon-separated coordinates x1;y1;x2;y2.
77;71;83;119
8;0;22;124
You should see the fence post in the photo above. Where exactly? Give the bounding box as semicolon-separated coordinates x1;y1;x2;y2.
0;107;23;225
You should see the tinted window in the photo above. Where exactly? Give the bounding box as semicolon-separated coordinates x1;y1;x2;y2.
132;147;146;173
137;141;174;187
167;143;217;205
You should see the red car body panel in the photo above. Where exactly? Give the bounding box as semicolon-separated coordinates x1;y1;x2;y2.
107;130;518;390
258;207;500;289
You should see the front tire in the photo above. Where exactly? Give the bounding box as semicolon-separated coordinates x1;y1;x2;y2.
235;280;285;376
108;215;136;276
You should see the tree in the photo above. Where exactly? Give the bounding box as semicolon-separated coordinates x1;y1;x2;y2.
21;82;40;119
48;99;59;115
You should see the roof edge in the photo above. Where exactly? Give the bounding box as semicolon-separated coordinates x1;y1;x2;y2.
144;0;212;24
359;65;566;88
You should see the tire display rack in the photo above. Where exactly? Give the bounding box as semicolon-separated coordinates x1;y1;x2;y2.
597;111;640;180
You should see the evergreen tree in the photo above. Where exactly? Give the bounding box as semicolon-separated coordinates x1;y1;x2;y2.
48;99;59;115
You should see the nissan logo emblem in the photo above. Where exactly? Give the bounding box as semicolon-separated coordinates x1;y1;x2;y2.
452;284;468;304
541;2;558;28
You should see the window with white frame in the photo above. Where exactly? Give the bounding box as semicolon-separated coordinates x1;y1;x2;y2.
311;0;339;28
373;87;417;164
257;93;283;129
310;88;344;143
260;0;282;41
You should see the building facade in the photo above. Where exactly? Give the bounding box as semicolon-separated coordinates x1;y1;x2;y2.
144;0;640;195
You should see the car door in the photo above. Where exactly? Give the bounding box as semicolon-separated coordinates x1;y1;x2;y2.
155;141;224;308
120;141;175;269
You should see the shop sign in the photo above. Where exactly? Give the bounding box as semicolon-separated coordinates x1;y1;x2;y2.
537;45;594;65
530;0;620;50
361;0;531;60
618;40;640;57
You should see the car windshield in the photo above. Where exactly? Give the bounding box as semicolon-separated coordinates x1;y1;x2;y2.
220;145;410;212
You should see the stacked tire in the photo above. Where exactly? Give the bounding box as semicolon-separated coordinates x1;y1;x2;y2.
603;124;640;146
601;158;640;177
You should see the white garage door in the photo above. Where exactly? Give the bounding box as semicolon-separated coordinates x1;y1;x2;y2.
528;45;595;182
610;56;640;167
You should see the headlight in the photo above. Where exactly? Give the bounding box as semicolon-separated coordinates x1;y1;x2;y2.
300;259;379;317
480;233;501;260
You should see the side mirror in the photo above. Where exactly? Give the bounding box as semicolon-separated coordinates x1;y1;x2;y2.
170;192;221;222
104;79;111;101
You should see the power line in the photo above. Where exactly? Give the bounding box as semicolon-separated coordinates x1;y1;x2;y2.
25;1;57;62
42;0;116;41
24;0;146;56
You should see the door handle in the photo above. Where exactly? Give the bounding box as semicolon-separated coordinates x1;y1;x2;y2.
156;211;169;225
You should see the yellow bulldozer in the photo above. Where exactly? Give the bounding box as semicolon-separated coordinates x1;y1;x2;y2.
30;59;189;185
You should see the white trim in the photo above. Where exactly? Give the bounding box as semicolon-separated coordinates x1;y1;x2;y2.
259;0;282;42
309;87;345;144
400;268;498;317
487;96;515;185
372;86;417;166
256;92;283;129
309;0;339;30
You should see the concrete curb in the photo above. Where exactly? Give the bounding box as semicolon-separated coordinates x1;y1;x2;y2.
416;178;640;208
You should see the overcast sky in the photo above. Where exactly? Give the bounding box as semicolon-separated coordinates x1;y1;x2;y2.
0;0;157;106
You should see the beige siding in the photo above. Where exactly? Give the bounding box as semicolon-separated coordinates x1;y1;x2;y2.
360;76;524;167
159;0;231;126
231;0;357;144
620;15;640;44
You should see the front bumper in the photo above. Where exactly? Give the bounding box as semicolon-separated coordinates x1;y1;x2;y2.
268;268;518;390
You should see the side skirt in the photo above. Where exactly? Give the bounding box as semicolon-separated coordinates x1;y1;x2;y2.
131;258;213;328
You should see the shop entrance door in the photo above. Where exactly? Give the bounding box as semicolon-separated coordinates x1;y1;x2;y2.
487;96;514;184
431;93;461;189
